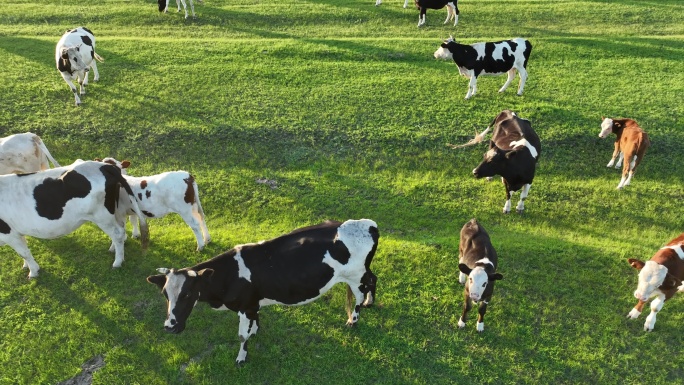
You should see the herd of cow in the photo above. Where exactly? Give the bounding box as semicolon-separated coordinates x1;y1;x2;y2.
3;0;679;367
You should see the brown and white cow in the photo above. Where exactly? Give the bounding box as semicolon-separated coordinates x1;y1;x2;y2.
457;218;503;332
598;117;650;189
0;133;60;174
627;233;684;331
96;157;210;251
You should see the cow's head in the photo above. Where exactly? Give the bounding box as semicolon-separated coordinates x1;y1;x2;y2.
472;143;513;178
147;268;214;333
158;0;167;12
94;157;131;175
628;259;678;301
60;45;86;71
459;260;503;302
599;117;614;138
434;36;455;60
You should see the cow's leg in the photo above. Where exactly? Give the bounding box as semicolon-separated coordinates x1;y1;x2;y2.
617;151;635;189
375;0;382;6
361;270;377;307
129;214;141;238
457;292;472;328
179;210;206;251
499;69;516;93
90;60;100;82
516;184;531;214
607;141;620;167
82;68;90;91
453;0;459;25
175;0;182;12
403;0;408;7
502;181;512;214
476;300;489;332
623;155;638;186
443;4;453;24
346;283;366;326
97;221;127;267
2;236;40;278
188;0;195;18
644;294;665;331
465;76;477;99
516;66;528;95
614;151;624;168
418;10;426;27
61;73;82;106
235;310;260;365
627;299;646;319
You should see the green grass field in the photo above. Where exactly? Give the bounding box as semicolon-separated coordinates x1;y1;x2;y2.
1;0;683;383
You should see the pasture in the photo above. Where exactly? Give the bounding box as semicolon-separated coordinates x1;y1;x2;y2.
1;0;683;383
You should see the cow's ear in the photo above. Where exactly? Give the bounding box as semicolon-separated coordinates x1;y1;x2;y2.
147;274;167;290
628;258;645;270
94;158;102;162
121;160;131;169
505;150;518;159
601;116;605;121
489;273;504;281
458;263;472;276
198;268;214;279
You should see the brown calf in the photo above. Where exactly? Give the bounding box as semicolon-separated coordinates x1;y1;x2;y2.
599;117;650;189
627;233;684;331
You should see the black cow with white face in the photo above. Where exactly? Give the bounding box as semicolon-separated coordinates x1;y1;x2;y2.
414;0;459;27
465;110;541;214
147;219;379;365
457;219;502;332
434;37;532;99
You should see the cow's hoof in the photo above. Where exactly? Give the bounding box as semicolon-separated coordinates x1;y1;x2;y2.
457;319;466;329
503;210;510;214
235;359;246;367
346;320;357;328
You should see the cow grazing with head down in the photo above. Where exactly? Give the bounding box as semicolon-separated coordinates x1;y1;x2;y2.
414;0;459;27
158;0;196;19
627;233;684;331
95;157;210;251
56;27;104;106
434;37;532;99
457;219;503;332
452;110;540;214
598;117;650;189
0;161;149;278
0;132;60;174
147;219;379;365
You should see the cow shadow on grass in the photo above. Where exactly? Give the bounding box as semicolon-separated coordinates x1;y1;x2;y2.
0;37;56;68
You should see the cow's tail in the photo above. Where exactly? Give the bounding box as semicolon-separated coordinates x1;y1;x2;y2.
191;176;206;218
93;52;104;63
111;170;149;249
447;126;491;149
32;134;60;168
523;39;532;69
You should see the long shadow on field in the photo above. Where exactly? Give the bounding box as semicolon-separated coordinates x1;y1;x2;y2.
0;37;55;67
529;29;684;62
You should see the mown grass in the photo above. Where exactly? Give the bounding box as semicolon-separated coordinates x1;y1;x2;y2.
0;0;683;384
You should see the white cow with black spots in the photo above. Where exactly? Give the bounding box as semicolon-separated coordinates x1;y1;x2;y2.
55;27;104;106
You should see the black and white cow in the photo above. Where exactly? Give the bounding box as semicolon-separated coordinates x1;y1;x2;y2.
457;219;503;332
0;161;149;278
147;219;379;364
95;157;210;251
374;0;410;7
459;110;541;214
0;132;60;174
55;27;104;106
158;0;196;19
434;37;532;99
415;0;459;27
